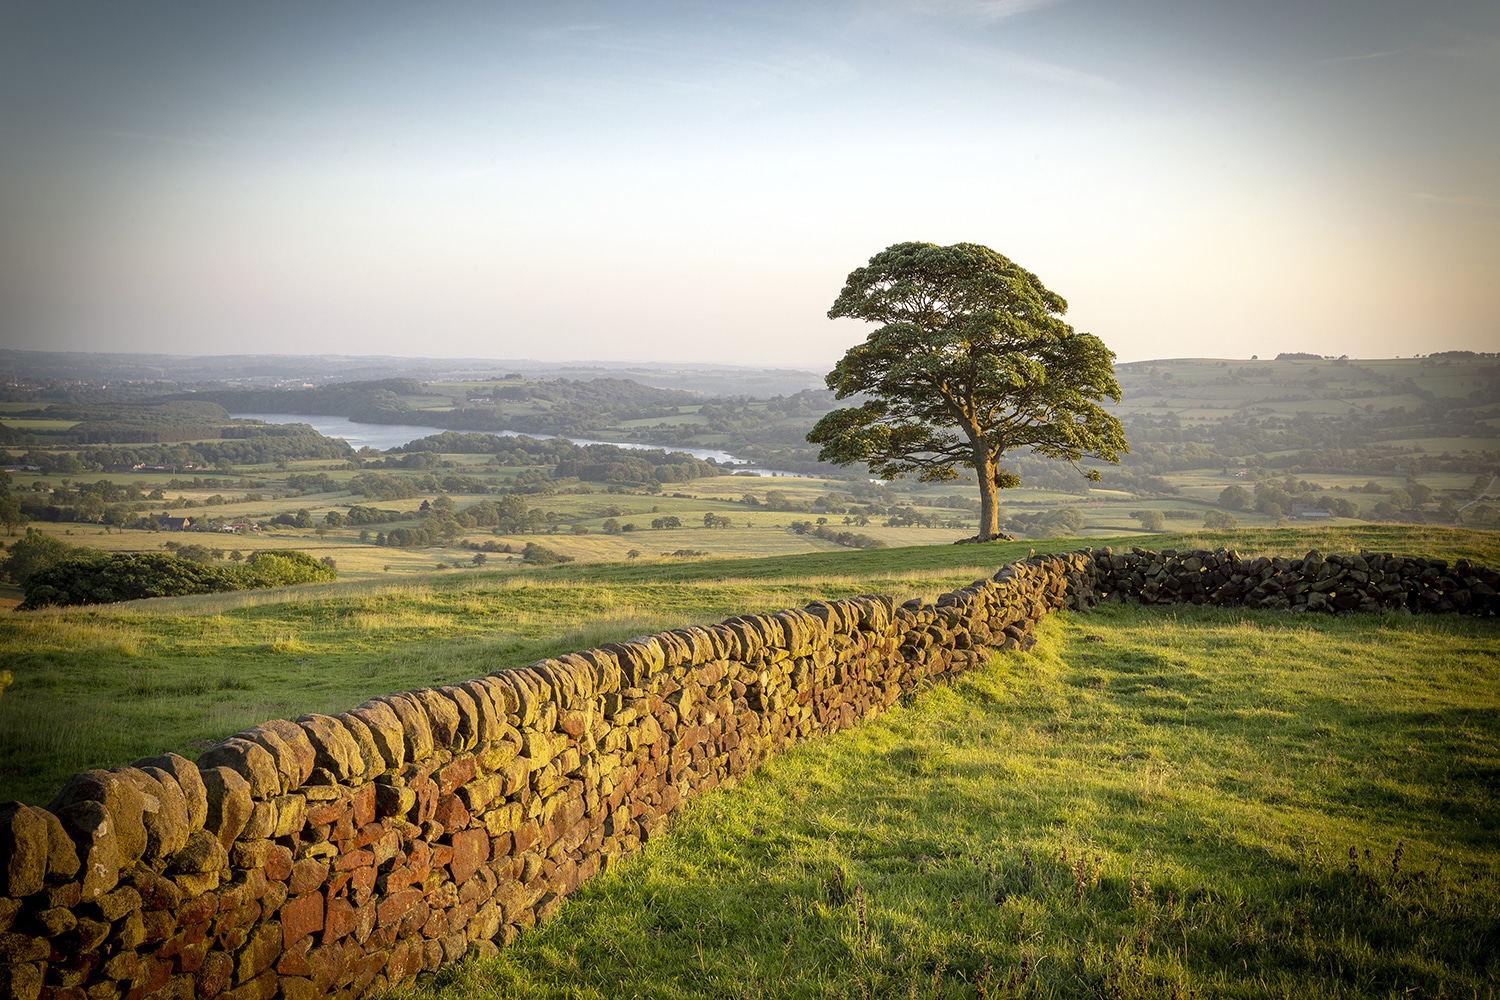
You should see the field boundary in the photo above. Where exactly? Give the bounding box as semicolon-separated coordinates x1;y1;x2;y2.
1;545;1495;1000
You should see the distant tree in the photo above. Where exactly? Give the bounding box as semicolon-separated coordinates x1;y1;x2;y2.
1218;485;1250;511
472;552;486;567
806;242;1127;541
0;494;27;536
0;530;80;585
626;549;641;559
1203;509;1238;530
602;518;622;534
1132;510;1167;531
1385;488;1413;510
1404;480;1433;506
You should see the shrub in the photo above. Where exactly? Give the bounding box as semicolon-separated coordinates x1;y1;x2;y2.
18;548;335;610
522;542;573;565
0;530;86;585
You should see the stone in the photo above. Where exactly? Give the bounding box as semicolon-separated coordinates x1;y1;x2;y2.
166;830;229;875
239;801;276;842
36;808;80;882
134;766;192;864
235;921;282;986
335;714;385;779
411;689;460;748
53;799;119;899
0;804;49;898
346;701;405;772
448;828;489;884
278;893;323;949
294;716;365;783
286;859;328;897
227;727;297;797
455;680;500;745
377;694;433;763
200;766;252;851
251;720;318;788
96;884;143;921
49;769;148;871
133;753;207;832
196;739;281;802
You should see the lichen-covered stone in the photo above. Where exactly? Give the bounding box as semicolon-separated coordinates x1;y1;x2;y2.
376;693;433;763
48;769;148;871
0;804;48;898
346;701;406;772
133;752;207;832
296;715;365;782
53;798;118;899
199;766;252;850
336;712;386;779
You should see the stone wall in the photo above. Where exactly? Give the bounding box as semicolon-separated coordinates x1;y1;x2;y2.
1;545;1492;1000
0;552;1094;1000
1088;546;1499;615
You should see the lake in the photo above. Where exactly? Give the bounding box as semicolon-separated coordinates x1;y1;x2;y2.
228;413;807;477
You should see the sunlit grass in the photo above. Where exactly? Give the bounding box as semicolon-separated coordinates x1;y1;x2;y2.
398;606;1499;999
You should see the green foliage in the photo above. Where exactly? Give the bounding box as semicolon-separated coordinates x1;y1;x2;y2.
1;529;86;584
521;542;574;565
238;550;337;588
809;242;1127;540
1132;509;1167;531
1202;509;1238;530
1218;484;1250;510
17;547;334;609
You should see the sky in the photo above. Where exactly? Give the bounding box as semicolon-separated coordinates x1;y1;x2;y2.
1;0;1496;367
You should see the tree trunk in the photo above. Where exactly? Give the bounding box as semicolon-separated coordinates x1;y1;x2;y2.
973;443;1001;540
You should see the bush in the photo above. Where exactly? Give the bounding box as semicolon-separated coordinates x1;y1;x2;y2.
18;548;336;610
522;542;573;565
0;530;86;585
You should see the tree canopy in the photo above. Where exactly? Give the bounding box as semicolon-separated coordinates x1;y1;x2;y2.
807;241;1127;541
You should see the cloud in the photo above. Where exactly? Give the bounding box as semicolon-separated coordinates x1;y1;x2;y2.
1321;46;1415;64
895;0;1064;21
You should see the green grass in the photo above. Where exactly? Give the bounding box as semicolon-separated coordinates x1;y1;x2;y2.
403;606;1500;999
3;527;1497;804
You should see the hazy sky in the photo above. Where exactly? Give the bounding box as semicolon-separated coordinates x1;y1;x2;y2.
2;1;1496;367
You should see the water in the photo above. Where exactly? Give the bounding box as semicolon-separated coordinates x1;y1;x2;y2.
228;413;807;477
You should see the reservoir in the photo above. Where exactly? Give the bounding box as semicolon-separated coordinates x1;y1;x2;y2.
228;413;806;477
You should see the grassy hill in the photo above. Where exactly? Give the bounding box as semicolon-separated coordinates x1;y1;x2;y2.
2;523;1496;995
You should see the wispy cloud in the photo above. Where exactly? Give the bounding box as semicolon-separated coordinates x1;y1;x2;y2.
895;0;1064;21
1322;46;1415;64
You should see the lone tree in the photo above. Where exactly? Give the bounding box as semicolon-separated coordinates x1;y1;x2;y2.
807;241;1127;541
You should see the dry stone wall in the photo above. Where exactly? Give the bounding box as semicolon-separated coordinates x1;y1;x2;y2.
1088;546;1499;616
1;546;1492;1000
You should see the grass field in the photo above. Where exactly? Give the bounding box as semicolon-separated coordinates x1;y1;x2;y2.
2;526;1496;802
402;605;1499;998
2;515;1498;995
